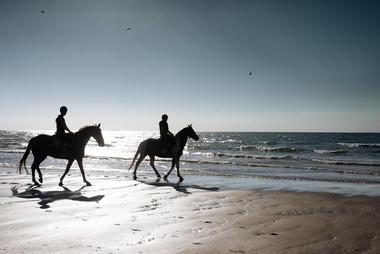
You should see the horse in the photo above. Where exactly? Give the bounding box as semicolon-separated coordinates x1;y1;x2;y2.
18;124;104;186
129;125;199;182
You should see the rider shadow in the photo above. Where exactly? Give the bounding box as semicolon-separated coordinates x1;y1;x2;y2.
11;185;104;209
138;179;220;194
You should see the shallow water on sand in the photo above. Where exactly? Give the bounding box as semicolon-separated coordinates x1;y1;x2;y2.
1;130;380;186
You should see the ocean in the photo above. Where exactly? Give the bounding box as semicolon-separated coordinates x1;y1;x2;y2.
1;130;380;186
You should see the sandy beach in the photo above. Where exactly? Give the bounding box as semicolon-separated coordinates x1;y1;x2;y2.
0;169;379;254
2;0;380;253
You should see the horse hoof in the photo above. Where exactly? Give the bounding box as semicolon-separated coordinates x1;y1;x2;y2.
133;175;137;180
163;175;168;180
39;179;43;183
58;182;63;186
85;181;92;186
179;176;184;182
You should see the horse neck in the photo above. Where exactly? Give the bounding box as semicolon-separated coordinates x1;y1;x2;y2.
75;128;93;147
176;129;189;150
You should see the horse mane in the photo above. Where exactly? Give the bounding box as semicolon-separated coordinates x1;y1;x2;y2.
77;125;97;133
176;126;189;137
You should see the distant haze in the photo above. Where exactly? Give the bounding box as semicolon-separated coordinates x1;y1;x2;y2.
1;0;379;132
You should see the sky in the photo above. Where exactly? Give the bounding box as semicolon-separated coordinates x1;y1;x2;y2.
0;0;379;132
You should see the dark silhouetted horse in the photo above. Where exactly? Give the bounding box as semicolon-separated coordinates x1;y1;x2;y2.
129;125;199;182
18;124;104;186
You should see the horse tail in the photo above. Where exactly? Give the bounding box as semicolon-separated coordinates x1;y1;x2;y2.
128;144;141;170
18;140;32;174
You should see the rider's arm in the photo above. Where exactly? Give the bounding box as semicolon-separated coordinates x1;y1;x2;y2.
162;122;172;136
62;119;73;133
167;124;173;136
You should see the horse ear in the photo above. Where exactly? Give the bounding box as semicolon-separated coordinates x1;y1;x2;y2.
97;123;101;128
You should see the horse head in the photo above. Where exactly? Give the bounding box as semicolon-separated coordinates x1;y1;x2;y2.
186;124;199;141
92;123;105;147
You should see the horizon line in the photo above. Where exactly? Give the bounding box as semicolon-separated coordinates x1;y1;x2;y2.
1;129;380;134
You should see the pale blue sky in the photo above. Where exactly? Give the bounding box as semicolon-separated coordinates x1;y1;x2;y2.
0;0;379;132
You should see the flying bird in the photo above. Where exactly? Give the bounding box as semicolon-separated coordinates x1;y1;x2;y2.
41;10;45;14
126;27;132;31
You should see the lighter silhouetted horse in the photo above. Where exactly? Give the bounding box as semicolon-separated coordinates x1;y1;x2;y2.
129;125;199;182
18;124;104;186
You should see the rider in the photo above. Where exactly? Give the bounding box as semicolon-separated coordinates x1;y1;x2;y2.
55;106;73;153
159;114;174;153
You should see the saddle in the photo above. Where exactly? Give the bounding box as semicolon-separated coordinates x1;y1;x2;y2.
52;136;63;148
158;136;177;156
52;134;74;155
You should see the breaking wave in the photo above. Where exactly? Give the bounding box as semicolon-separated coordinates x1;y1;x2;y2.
312;159;380;167
239;145;302;153
338;143;380;148
212;152;299;161
314;149;348;155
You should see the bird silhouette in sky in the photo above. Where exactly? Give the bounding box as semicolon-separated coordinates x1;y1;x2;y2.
126;27;132;31
249;71;255;77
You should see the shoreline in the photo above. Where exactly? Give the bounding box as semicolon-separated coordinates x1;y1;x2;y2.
3;166;380;197
1;169;380;253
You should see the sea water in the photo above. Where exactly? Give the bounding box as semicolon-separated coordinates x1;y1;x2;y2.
1;130;380;186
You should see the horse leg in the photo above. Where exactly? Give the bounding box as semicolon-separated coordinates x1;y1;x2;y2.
77;158;91;186
163;158;175;180
36;155;47;184
59;159;74;186
149;156;161;178
175;158;184;182
133;155;145;180
31;161;39;185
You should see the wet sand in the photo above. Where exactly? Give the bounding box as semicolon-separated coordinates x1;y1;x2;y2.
1;169;380;254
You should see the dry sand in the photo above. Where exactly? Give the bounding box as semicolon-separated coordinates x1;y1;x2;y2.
1;170;380;254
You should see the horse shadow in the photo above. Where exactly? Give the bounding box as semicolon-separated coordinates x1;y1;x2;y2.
11;185;104;209
138;178;220;194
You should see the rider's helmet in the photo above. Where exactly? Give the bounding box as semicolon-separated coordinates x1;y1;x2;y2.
162;114;168;121
60;106;68;114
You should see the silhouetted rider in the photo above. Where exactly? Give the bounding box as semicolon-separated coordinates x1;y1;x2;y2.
55;106;73;153
159;114;174;152
159;114;173;138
